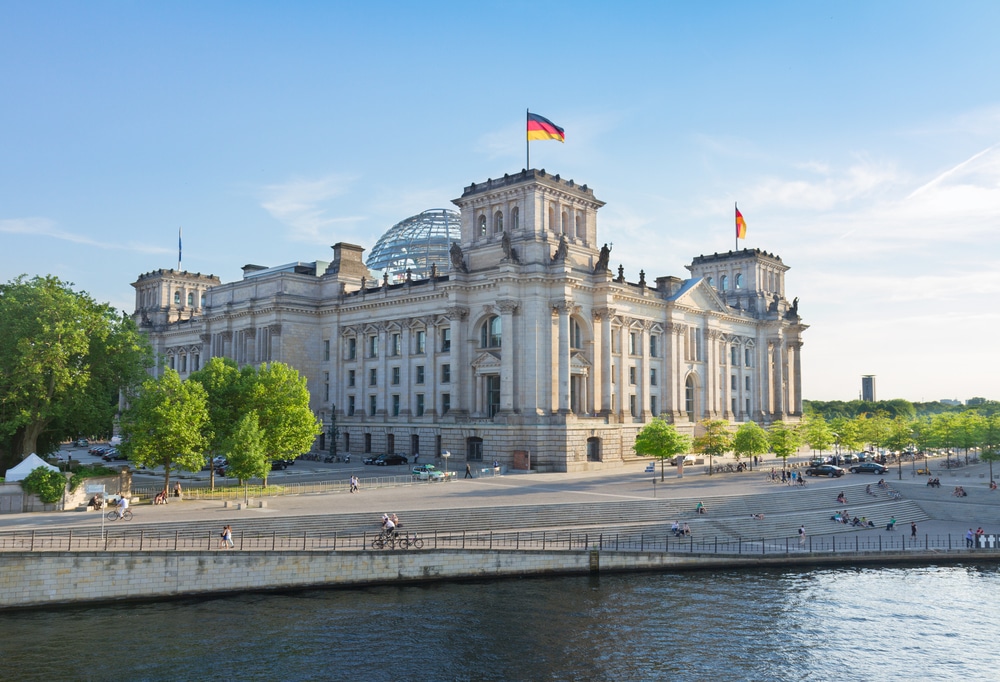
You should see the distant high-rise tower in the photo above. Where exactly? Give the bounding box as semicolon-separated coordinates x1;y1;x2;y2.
861;375;876;402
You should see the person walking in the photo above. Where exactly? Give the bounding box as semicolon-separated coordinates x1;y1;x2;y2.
966;528;975;548
219;525;234;549
350;475;359;493
911;521;917;539
464;463;472;479
798;525;806;546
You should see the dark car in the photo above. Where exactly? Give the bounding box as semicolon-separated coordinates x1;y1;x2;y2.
270;459;294;471
363;454;384;465
805;464;845;477
375;454;408;466
849;462;889;475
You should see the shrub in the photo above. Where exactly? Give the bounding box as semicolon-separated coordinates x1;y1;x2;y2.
69;465;119;491
21;468;68;504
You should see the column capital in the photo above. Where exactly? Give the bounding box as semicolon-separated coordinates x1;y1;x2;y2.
592;306;616;321
497;299;519;315
444;306;469;321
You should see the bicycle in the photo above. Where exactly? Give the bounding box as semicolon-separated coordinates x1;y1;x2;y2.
371;529;398;550
107;508;133;521
397;533;424;550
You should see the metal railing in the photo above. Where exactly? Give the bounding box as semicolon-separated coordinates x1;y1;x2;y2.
133;474;418;501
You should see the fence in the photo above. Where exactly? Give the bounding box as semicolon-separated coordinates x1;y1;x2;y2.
1;526;997;556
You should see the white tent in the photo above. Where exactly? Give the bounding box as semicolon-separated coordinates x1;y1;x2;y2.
4;453;60;483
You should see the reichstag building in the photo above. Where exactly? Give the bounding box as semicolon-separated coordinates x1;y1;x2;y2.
132;169;807;471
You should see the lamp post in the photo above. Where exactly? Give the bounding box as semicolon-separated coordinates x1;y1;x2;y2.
442;450;451;480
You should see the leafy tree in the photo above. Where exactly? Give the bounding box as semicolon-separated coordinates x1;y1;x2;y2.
692;419;733;475
224;412;269;502
733;421;769;469
633;418;691;481
118;369;209;494
980;413;1000;482
856;412;891;454
239;362;321;482
829;417;862;455
188;357;243;490
21;467;67;504
0;275;152;460
768;421;801;469
800;413;834;455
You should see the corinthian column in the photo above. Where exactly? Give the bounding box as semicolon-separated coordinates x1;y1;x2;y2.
553;300;573;414
498;299;518;413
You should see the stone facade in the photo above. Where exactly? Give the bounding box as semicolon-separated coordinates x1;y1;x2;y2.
132;169;807;472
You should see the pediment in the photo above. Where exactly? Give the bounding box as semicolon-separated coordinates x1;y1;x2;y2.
570;350;592;369
671;278;731;313
471;350;502;369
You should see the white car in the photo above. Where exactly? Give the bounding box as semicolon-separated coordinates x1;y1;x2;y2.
412;464;450;481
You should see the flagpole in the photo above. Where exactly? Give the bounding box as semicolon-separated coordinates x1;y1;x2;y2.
178;227;183;271
734;203;738;252
526;108;530;170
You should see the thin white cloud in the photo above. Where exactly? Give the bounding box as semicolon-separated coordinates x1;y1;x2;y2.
260;174;366;244
0;217;172;255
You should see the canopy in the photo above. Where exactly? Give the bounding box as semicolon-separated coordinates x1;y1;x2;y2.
4;453;59;483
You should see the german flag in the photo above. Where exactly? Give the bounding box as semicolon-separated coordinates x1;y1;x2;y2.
527;112;565;142
736;205;747;240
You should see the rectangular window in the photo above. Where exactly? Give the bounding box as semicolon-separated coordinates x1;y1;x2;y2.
169;355;175;370
441;363;451;383
416;365;425;384
181;355;187;373
745;376;751;391
732;397;737;413
347;395;355;416
415;330;426;354
368;335;378;358
731;346;739;366
629;366;636;385
650;368;657;386
731;375;738;391
441;328;451;352
348;338;357;360
441;393;450;415
344;433;350;452
650;395;658;416
348;369;356;387
629;394;637;418
369;395;377;416
192;354;200;371
745;348;752;367
629;332;637;355
391;367;400;385
486;375;500;417
611;331;619;354
324;371;330;401
369;368;377;386
650;335;658;358
746;398;751;414
364;433;371;453
391;333;401;357
392;394;400;417
416;394;425;417
323;339;330;361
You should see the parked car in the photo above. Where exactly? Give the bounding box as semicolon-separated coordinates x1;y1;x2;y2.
672;455;696;466
270;459;294;471
805;464;846;477
75;438;89;447
849;462;889;475
363;454;383;465
412;464;448;480
375;453;408;466
841;453;860;464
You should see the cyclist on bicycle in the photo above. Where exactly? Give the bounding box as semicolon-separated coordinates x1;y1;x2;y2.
116;495;129;519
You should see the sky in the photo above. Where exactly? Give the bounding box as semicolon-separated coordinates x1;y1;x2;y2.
2;1;998;403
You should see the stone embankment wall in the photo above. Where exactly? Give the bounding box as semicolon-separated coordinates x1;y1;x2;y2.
2;548;998;610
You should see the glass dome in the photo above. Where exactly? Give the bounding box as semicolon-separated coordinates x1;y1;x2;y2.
366;208;461;282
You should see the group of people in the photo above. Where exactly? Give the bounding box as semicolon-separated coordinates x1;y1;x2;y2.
670;520;692;537
953;486;968;497
381;513;401;535
349;475;360;493
926;478;942;488
218;525;234;549
836;491;848;505
966;527;988;548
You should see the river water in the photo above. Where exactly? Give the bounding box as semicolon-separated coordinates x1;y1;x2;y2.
4;564;998;681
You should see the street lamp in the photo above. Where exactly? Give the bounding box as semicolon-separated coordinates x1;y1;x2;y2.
441;450;451;480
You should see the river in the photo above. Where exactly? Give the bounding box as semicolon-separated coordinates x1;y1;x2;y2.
3;564;997;681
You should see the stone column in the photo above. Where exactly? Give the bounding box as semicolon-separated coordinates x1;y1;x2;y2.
773;340;786;418
445;306;468;417
554;300;572;414
498;300;518;413
640;321;652;419
400;322;411;417
595;308;614;416
791;341;803;416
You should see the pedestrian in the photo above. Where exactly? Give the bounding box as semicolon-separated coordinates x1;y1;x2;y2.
219;524;233;549
781;470;787;483
173;481;182;499
350;475;359;493
966;528;975;548
465;463;472;479
798;525;806;546
911;521;917;538
413;452;419;464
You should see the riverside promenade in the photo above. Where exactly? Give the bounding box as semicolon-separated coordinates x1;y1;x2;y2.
1;458;998;609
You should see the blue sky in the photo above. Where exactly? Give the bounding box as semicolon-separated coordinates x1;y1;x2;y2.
2;1;998;402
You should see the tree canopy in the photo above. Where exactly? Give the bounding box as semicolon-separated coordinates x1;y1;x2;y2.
732;421;769;465
767;421;801;467
634;418;691;481
692;419;732;474
0;275;152;462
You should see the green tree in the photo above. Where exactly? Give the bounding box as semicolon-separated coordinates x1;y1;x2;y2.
800;413;834;455
768;421;801;469
21;467;67;505
224;411;269;502
188;357;243;490
0;275;152;460
239;362;321;482
633;418;691;481
733;421;769;469
980;413;1000;482
829;416;862;455
118;369;209;494
692;419;732;475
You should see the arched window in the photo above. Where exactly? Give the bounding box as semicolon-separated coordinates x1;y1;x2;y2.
511;206;520;231
187;292;194;306
549;206;557;233
720;275;728;291
478;215;487;236
707;276;714;287
735;273;743;289
173;291;181;304
493;210;503;234
480;315;501;348
576;214;585;239
561;211;569;235
685;376;696;421
201;294;206;307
